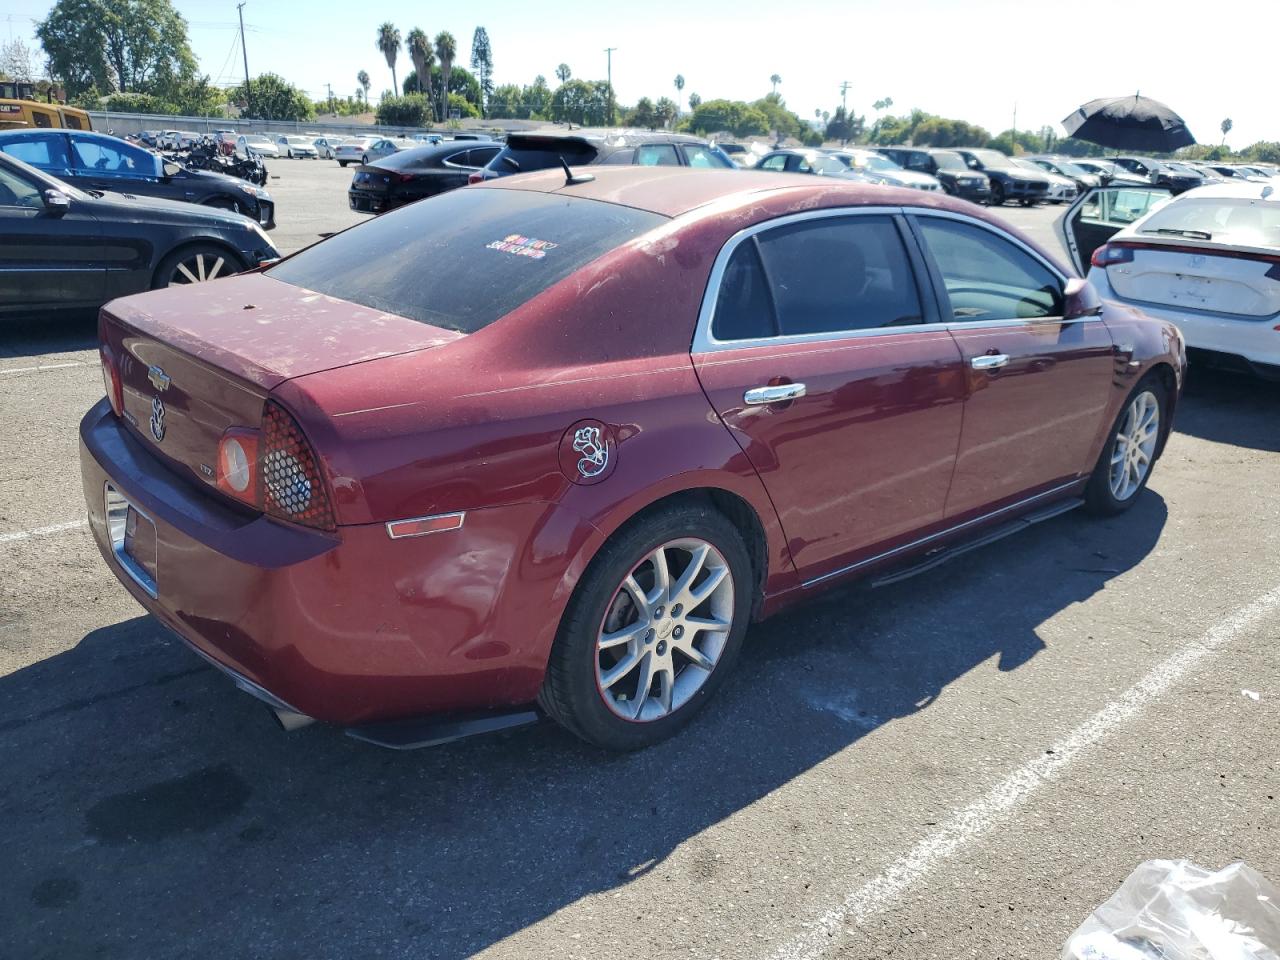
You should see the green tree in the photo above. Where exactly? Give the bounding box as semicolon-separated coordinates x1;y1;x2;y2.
357;70;370;108
550;78;611;125
376;93;433;126
433;32;457;121
103;91;172;114
555;63;571;84
1220;117;1233;146
673;74;684;116
406;28;433;103
523;75;551;118
688;98;769;138
447;92;480;119
688;91;701;111
470;27;493;116
632;97;657;129
488;83;522;118
655;96;678;130
37;0;198;97
234;72;313;121
769;74;781;93
0;39;39;82
376;22;401;98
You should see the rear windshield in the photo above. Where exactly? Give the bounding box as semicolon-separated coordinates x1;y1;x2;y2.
485;138;599;178
1137;198;1280;248
267;187;666;333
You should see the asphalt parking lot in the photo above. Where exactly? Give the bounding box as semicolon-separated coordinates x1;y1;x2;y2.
1;159;1278;960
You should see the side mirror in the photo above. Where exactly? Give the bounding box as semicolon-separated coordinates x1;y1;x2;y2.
162;160;182;177
43;189;70;216
1064;277;1102;319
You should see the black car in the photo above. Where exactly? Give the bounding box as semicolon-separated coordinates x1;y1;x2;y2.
0;129;275;228
348;141;501;214
0;152;279;317
1110;156;1205;195
875;147;992;203
475;131;736;181
1020;155;1103;193
950;148;1049;206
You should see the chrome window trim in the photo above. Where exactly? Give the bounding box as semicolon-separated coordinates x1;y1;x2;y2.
801;479;1081;588
692;205;1093;355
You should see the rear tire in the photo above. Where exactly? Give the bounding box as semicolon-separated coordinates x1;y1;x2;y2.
540;502;754;751
989;181;1006;206
338;160;348;167
153;244;246;289
1084;375;1167;516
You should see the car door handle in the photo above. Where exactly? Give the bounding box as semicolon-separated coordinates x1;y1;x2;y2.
744;382;806;405
971;354;1010;371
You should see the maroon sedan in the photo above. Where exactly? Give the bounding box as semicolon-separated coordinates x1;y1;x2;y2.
80;167;1185;751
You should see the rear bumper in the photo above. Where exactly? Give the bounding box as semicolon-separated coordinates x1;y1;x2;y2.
347;190;387;213
1091;270;1280;367
79;399;560;727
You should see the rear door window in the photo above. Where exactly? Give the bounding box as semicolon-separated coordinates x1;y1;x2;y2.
682;144;735;168
0;132;71;173
760;154;787;172
70;136;156;178
712;215;925;340
635;143;681;167
268;188;666;334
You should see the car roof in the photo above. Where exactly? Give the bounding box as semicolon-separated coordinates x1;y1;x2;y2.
505;129;711;148
476;165;994;219
1166;181;1279;202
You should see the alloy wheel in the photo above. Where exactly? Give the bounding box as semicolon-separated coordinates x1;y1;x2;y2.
595;538;735;722
168;252;229;286
1109;389;1160;501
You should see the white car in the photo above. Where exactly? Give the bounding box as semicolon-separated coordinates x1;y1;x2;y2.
276;134;319;159
236;134;280;159
1012;157;1077;204
313;136;344;159
1060;181;1280;378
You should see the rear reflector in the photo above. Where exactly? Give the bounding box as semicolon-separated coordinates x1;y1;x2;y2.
1091;243;1135;269
386;512;465;539
100;346;123;416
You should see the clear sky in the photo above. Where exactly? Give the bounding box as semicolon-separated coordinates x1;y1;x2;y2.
5;0;1276;147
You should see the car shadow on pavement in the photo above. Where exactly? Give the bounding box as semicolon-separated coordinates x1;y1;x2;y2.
0;311;98;360
0;494;1167;959
1174;366;1280;452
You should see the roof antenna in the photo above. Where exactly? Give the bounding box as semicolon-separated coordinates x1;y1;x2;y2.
560;155;595;186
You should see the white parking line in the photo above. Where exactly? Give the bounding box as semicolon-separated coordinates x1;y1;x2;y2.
770;583;1280;960
0;519;89;545
0;362;85;376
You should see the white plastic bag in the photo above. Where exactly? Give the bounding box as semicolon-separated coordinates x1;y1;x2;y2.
1063;860;1280;960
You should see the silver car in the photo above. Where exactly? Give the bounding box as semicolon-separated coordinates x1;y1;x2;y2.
236;134;280;159
334;136;412;167
313;136;345;159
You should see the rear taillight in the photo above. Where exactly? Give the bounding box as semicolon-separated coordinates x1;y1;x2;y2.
396;172;416;183
468;171;483;185
100;346;123;416
1091;243;1135;269
216;427;260;508
260;401;336;531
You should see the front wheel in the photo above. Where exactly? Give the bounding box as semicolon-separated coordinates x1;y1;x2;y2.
989;181;1006;206
1084;375;1167;515
153;244;246;289
540;502;754;751
338;160;348;167
361;154;369;164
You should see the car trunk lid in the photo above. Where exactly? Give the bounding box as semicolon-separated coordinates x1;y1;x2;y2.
1105;240;1280;318
101;272;462;487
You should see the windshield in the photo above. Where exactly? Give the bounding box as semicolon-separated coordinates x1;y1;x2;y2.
245;135;270;144
267;188;666;333
486;138;598;177
809;155;848;175
842;153;899;172
965;149;1012;169
1137;198;1280;248
287;137;311;145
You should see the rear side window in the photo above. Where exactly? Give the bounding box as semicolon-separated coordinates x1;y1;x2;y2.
712;215;924;340
0;133;70;171
635;143;680;167
683;144;735;169
268;188;666;334
486;139;598;177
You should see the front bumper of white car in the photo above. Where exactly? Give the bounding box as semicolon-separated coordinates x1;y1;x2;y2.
1089;266;1280;374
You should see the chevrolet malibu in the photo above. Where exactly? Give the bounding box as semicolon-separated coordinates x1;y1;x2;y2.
80;167;1185;751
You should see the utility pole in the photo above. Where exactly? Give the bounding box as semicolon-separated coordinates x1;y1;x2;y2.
325;82;334;115
237;2;251;111
1012;101;1017;134
604;47;617;125
839;80;851;146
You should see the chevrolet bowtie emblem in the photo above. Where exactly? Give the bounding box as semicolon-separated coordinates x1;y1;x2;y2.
148;366;171;392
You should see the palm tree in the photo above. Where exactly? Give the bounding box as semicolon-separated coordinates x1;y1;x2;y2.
434;31;457;122
1221;117;1233;146
688;92;701;112
406;27;433;103
357;70;370;109
673;74;684;118
770;73;781;94
376;22;402;96
555;63;571;85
